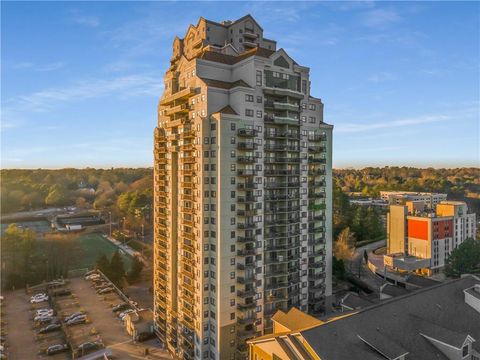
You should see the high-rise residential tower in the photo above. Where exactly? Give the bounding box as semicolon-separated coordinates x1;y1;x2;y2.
153;15;333;360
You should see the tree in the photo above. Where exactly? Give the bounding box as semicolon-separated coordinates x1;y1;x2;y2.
332;256;346;280
334;227;355;264
1;224;36;289
42;233;81;280
109;250;126;288
445;239;480;277
96;254;111;277
127;256;144;284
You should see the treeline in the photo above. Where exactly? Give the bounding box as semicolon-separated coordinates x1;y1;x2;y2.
334;167;480;198
0;168;152;214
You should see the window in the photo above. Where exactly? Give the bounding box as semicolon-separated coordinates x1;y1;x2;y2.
245;109;254;117
231;136;236;144
231;123;236;131
231;150;236;158
245;94;254;102
204;137;209;144
301;116;306;122
230;299;235;306
230;313;235;320
256;70;262;86
302;80;307;94
256;110;263;118
230;285;235;293
230;272;235;279
309;116;316;123
309;104;316;110
257;96;262;103
462;345;469;357
211;123;216;131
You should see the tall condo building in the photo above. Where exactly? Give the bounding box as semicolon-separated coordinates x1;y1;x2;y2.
153;15;333;360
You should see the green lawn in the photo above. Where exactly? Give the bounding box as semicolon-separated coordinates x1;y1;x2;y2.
76;233;133;270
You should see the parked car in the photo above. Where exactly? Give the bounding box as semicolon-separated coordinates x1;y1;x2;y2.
30;295;48;304
77;341;102;354
34;312;54;321
98;287;114;294
85;274;100;280
35;308;54;316
46;343;68;355
47;280;66;289
94;283;109;289
112;303;130;313
84;270;97;276
37;316;58;325
39;324;61;334
66;316;86;326
64;312;85;322
118;309;135;320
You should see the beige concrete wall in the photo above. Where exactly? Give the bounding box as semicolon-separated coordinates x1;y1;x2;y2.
387;205;408;254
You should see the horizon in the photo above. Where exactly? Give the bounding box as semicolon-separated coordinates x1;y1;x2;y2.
2;1;479;168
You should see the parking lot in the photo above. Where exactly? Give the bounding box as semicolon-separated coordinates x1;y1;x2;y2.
3;273;170;359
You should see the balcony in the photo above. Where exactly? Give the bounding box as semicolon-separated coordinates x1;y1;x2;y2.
308;157;327;164
243;40;257;48
308;191;326;199
264;169;300;176
263;86;304;99
264;114;300;125
237;142;257;150
307;134;327;142
264;157;300;164
237;156;256;164
308;145;326;152
237;262;255;270
237;289;255;299
237;209;257;217
237;182;257;190
237;315;255;325
237;196;257;203
237;222;256;230
237;276;255;285
237;248;256;256
160;87;196;106
237;169;256;177
237;235;256;243
164;103;190;116
243;28;258;39
237;128;257;137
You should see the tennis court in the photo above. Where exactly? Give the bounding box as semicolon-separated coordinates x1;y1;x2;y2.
76;233;133;270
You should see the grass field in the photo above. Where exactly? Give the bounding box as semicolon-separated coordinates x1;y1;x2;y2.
76;233;133;270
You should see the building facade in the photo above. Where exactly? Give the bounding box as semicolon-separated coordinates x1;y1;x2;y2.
386;200;476;274
153;15;333;360
380;191;447;209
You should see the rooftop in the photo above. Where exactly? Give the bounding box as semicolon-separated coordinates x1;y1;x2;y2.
301;275;480;360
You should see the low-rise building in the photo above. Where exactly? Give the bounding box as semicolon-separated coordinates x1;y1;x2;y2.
124;309;154;342
380;191;447;209
386;200;476;275
248;275;480;360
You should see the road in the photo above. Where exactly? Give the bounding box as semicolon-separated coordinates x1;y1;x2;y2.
347;239;386;292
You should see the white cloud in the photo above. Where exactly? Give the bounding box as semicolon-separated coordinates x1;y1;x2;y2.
2;74;163;128
335;114;450;133
72;14;100;28
10;61;65;72
368;71;396;83
361;9;401;28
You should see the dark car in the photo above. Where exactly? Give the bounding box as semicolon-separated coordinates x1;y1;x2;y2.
46;343;68;355
39;324;61;334
66;316;86;326
112;303;130;313
77;342;102;355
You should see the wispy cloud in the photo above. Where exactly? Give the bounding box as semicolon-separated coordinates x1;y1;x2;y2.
361;9;402;28
71;13;100;28
336;114;450;133
10;61;65;72
2;74;163;127
368;71;396;83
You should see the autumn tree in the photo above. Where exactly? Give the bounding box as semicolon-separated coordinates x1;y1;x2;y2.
334;227;356;265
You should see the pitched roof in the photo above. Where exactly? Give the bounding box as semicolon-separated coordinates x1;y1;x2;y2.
199;77;251;90
272;307;323;332
217;105;238;115
197;47;275;65
301;275;480;360
380;283;410;297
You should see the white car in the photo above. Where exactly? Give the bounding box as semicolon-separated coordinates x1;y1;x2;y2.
86;274;100;280
30;295;48;304
34;313;53;322
119;309;135;320
36;307;53;315
31;292;46;300
35;310;54;318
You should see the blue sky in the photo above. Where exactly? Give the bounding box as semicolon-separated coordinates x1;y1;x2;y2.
1;1;479;168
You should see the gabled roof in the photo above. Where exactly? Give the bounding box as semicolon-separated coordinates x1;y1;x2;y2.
272;307;323;332
197;47;275;65
217;105;238;115
199;77;251;90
